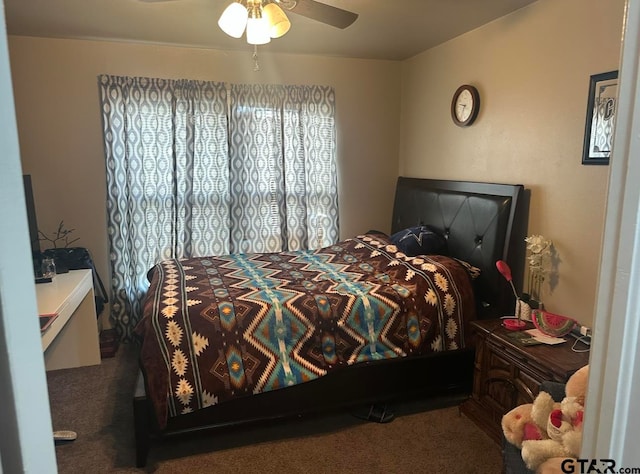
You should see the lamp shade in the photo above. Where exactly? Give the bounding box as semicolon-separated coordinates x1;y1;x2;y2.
218;1;248;39
246;5;271;45
263;2;291;38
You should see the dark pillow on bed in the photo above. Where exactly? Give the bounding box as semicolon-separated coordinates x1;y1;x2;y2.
390;225;447;257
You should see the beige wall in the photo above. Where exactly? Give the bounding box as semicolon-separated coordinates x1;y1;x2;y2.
9;0;626;329
8;37;401;326
399;0;625;326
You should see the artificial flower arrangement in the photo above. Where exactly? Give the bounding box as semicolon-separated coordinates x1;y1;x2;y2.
497;234;571;334
524;234;553;304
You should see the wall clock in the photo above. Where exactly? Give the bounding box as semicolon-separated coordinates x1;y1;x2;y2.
451;85;480;127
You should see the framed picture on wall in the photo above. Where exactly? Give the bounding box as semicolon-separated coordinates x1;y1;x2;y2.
582;70;618;165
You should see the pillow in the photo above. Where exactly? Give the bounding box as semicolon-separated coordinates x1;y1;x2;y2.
532;309;577;337
390;225;447;257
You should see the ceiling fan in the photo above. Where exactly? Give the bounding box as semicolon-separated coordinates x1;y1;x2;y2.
138;0;359;30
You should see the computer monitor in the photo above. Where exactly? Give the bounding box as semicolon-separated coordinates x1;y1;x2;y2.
23;174;42;277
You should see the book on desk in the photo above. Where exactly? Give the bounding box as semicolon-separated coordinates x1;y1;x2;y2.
39;313;58;333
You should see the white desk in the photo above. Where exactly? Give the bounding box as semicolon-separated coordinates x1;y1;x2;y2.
37;269;101;371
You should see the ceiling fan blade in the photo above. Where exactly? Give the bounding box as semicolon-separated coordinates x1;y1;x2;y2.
285;0;358;29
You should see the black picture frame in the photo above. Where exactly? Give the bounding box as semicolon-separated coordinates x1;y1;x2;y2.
582;70;618;165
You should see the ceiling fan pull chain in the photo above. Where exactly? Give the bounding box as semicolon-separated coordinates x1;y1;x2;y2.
253;45;260;71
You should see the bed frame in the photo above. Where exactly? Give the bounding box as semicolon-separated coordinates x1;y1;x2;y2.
133;177;527;467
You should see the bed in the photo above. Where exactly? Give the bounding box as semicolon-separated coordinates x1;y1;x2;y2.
133;177;527;467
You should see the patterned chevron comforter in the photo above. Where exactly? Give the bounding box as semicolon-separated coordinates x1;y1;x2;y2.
136;233;477;428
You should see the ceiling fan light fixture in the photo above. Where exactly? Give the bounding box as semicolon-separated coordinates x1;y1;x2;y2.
218;1;249;39
246;4;271;45
263;2;291;38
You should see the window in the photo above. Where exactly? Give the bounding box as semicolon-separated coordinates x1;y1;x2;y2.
99;75;339;340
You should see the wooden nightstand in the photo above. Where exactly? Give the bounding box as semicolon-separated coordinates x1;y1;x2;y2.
459;318;590;443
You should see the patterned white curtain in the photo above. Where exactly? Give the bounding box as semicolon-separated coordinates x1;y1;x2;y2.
228;84;339;253
99;75;229;340
99;76;339;341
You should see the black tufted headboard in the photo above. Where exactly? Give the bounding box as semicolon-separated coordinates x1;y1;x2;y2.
391;177;526;319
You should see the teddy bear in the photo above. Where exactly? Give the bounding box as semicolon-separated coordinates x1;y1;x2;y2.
501;365;589;473
521;393;585;471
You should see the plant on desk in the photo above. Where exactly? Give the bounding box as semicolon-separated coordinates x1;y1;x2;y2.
38;220;79;249
38;221;80;273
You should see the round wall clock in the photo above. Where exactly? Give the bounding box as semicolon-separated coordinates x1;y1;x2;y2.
451;85;480;127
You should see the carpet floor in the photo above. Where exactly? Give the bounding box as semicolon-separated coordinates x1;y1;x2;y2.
47;343;502;473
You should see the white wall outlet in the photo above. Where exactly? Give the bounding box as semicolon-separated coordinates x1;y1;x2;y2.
579;325;592;337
